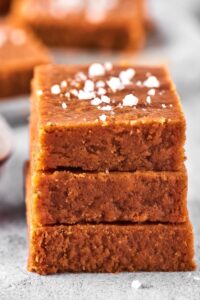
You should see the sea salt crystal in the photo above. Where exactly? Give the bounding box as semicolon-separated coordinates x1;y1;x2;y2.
107;77;124;92
96;80;105;88
91;97;102;106
97;87;106;96
99;114;107;122
146;96;152;104
60;80;67;88
89;63;105;77
101;95;110;104
78;90;95;100
162;104;167;108
99;105;112;111
61;102;67;109
131;280;142;290
51;84;61;95
123;94;138;107
119;68;135;85
84;80;95;92
143;76;160;88
70;89;79;97
147;88;155;96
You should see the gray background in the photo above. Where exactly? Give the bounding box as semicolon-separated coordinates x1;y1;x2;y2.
0;1;200;299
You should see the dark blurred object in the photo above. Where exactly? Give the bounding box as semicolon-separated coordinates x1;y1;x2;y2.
0;0;11;15
0;115;12;168
11;0;147;50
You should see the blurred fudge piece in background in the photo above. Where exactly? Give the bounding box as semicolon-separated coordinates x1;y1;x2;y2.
11;0;147;50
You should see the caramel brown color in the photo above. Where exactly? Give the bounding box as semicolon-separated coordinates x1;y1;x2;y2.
28;223;195;275
12;0;145;50
0;21;52;98
29;165;188;225
31;64;186;172
26;167;195;275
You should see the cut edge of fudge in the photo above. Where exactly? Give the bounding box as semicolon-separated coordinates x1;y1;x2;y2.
31;63;186;172
25;163;196;275
26;162;189;225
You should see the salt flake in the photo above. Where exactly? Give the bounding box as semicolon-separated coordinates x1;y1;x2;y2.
107;77;124;92
62;102;67;109
148;88;155;96
91;97;102;106
143;76;160;88
89;63;105;77
131;280;142;290
123;94;138;107
51;84;61;95
99;114;107;122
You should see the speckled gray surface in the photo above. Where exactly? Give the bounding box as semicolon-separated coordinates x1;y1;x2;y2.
0;1;200;299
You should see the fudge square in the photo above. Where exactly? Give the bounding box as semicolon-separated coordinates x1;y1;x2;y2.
28;164;188;225
26;171;195;275
31;63;186;172
0;21;52;98
12;0;145;49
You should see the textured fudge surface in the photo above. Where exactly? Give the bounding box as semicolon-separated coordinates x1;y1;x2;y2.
31;64;185;171
12;0;145;49
28;223;195;275
29;165;188;225
0;21;52;98
26;170;195;275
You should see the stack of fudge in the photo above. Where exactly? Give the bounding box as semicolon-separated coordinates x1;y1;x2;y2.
26;63;195;275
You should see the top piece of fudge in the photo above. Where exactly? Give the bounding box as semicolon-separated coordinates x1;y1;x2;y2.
31;63;186;172
12;0;146;49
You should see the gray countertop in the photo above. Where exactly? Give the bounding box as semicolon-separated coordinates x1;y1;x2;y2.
0;1;200;299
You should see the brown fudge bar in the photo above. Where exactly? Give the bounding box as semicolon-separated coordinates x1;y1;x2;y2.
31;64;186;172
26;173;195;275
28;164;188;225
28;223;195;275
12;0;145;50
0;21;52;98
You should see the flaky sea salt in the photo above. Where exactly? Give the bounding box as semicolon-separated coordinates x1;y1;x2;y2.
119;68;135;85
91;97;102;106
61;102;67;109
97;87;106;96
78;90;95;100
99;114;107;122
96;80;105;88
147;88;155;96
146;96;152;104
84;80;95;92
88;63;105;77
162;104;167;108
101;95;110;104
143;76;160;88
51;84;61;95
107;77;124;92
131;280;142;290
70;89;79;97
123;94;138;107
99;105;112;111
60;80;67;88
